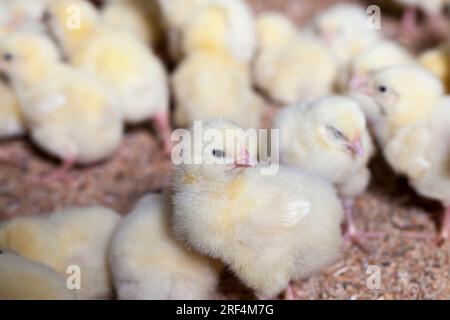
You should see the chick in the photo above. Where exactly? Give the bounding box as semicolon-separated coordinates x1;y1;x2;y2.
0;251;77;300
309;4;381;68
0;206;121;299
102;0;163;45
418;45;450;92
354;65;450;243
1;0;49;34
171;119;343;299
172;52;264;129
110;193;223;300
47;1;171;155
253;12;338;104
0;80;25;139
181;0;256;64
273;96;377;243
0;32;123;179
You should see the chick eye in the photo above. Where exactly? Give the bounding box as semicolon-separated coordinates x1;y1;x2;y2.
3;53;13;61
212;149;225;158
378;85;387;93
328;126;345;140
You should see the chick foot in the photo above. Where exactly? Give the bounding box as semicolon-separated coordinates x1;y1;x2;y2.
32;157;77;185
283;282;298;300
343;199;385;246
152;112;173;158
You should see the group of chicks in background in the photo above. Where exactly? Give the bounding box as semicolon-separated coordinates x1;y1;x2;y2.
0;0;450;300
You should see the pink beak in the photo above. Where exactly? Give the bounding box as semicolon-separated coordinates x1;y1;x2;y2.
234;149;256;168
349;75;374;96
347;137;364;156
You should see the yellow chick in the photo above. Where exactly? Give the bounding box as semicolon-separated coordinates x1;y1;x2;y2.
0;80;25;139
0;206;121;299
309;3;381;68
253;12;338;104
418;45;450;92
172;51;264;129
0;32;123;179
273;96;377;243
110;193;223;300
171;119;343;299
354;65;450;243
181;0;256;64
0;251;77;300
47;0;171;155
102;0;163;45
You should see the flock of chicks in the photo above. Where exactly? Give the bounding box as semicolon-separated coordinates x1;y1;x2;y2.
0;0;450;300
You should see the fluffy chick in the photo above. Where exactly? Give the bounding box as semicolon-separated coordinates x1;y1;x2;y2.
253;12;337;104
354;65;450;242
0;32;123;177
0;206;121;299
0;80;25;139
309;3;381;68
172;52;264;129
0;251;77;300
181;0;256;64
110;193;223;300
273;96;376;242
171;119;343;299
418;45;450;92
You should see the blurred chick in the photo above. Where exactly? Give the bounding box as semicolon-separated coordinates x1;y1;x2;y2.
418;45;450;92
0;80;25;139
0;206;121;299
102;0;163;45
110;193;223;300
171;119;343;299
0;251;77;300
0;32;123;180
354;65;450;243
253;12;338;105
172;51;264;129
181;0;256;64
0;0;50;34
273;96;377;243
309;3;381;69
47;0;171;155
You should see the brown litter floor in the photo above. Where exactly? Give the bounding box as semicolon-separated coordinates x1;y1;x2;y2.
1;0;450;300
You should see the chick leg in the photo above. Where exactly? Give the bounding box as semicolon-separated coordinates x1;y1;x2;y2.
152;111;172;157
401;7;419;42
343;199;385;244
35;156;77;185
436;206;450;245
283;282;298;300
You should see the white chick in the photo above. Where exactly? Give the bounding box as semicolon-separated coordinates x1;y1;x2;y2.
102;0;163;45
47;0;171;155
0;251;77;300
0;206;121;299
0;80;25;139
181;0;256;64
253;12;338;104
110;193;223;300
309;4;381;68
171;119;343;299
273;96;377;243
172;51;264;129
354;65;450;243
0;32;123;179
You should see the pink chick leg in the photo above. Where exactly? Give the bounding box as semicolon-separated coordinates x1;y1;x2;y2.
152;111;173;157
35;156;77;185
343;199;385;245
401;7;419;42
284;282;298;300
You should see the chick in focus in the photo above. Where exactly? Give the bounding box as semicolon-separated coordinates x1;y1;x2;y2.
0;206;121;299
273;96;377;243
0;32;123;180
354;65;450;243
110;193;223;300
253;12;338;105
171;119;343;299
0;251;77;300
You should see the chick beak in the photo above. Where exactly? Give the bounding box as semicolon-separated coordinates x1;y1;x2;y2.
349;75;374;96
234;149;256;168
347;137;364;156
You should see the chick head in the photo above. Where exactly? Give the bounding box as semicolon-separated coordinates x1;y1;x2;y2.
45;0;100;54
0;32;60;83
176;119;257;183
256;12;298;49
353;65;445;131
310;96;366;157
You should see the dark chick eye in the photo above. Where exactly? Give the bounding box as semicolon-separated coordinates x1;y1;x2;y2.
328;126;345;140
3;53;13;61
212;149;225;158
378;85;387;93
